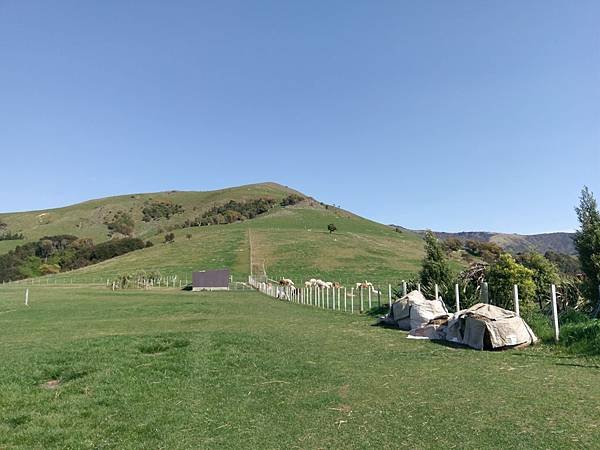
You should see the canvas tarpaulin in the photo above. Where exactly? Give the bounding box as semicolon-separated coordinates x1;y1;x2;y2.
380;290;449;331
445;303;538;350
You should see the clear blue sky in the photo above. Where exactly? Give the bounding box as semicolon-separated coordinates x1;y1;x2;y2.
1;1;598;234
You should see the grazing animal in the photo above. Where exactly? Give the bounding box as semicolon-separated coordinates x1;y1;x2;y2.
279;278;294;286
355;281;374;290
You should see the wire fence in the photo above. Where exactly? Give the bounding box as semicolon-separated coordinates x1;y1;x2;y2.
248;275;393;314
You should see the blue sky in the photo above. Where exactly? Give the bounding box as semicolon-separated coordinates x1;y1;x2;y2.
1;1;598;234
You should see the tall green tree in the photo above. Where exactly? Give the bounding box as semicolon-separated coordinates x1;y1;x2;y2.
487;253;536;311
574;186;600;313
517;252;560;309
419;231;452;296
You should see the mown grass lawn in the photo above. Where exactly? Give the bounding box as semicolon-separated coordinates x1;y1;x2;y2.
1;286;599;449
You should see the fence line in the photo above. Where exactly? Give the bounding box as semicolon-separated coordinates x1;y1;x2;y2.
248;275;390;314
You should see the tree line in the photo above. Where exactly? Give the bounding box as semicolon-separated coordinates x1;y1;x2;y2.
0;235;148;282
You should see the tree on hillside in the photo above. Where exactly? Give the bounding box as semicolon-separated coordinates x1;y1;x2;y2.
327;223;337;234
105;211;135;237
487;253;536;311
419;231;453;297
544;251;581;275
574;186;600;314
516;252;560;309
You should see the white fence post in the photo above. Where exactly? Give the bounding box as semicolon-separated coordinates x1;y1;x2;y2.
435;284;439;301
351;287;354;314
360;287;364;312
482;282;489;304
402;280;407;296
551;284;560;342
455;283;460;312
368;288;372;309
25;289;29;306
388;284;392;313
417;283;421;293
344;287;347;312
513;284;520;317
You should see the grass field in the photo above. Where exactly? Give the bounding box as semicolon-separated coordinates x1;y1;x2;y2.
1;285;599;449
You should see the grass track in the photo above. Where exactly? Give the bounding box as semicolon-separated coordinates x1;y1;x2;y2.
2;286;598;449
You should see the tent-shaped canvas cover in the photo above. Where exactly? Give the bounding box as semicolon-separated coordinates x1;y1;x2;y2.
446;303;538;350
378;290;449;331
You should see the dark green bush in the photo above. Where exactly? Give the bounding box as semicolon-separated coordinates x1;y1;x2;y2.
142;201;184;222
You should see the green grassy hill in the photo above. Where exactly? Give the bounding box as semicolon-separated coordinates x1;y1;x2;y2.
0;183;300;254
1;183;425;285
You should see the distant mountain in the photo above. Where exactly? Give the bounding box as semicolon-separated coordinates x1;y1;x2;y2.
427;230;576;255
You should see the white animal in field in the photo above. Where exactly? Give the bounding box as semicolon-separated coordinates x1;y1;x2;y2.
355;281;374;290
279;278;294;286
304;281;312;288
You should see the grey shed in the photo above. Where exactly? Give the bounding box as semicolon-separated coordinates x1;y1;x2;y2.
192;269;230;291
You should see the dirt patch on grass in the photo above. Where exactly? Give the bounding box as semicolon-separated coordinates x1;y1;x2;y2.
339;384;350;398
41;379;61;390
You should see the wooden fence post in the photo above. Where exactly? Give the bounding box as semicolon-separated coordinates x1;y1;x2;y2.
513;284;520;317
551;284;560;342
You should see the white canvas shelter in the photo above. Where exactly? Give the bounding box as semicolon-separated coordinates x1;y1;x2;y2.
445;303;538;350
379;290;449;331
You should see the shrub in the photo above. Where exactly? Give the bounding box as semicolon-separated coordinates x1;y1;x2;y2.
196;198;277;226
39;263;60;275
105;211;135;236
280;194;304;206
487;254;536;311
0;231;25;241
142;201;184;222
90;238;145;262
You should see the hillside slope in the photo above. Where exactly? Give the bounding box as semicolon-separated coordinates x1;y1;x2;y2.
46;206;424;285
428;231;576;255
0;183;300;254
2;183;425;284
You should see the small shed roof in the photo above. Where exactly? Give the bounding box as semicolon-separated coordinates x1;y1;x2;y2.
192;269;230;288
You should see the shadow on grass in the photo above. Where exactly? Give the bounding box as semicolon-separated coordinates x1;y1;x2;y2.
555;362;600;369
